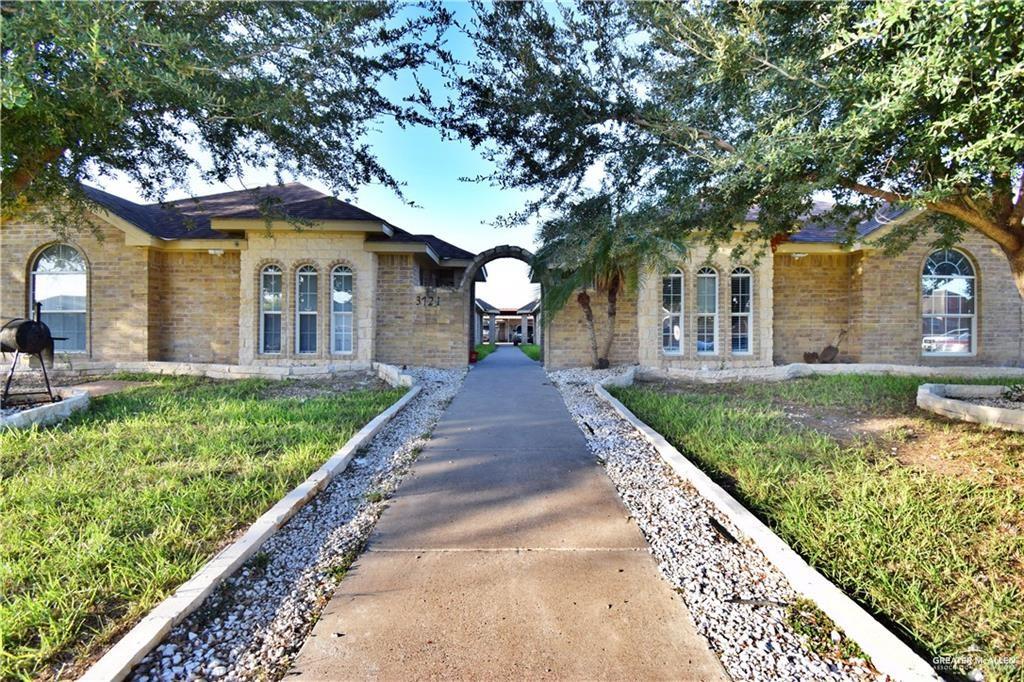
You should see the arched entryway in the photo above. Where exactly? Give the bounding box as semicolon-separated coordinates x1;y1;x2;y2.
460;245;542;362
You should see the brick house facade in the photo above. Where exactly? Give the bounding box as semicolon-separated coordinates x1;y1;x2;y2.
2;184;1022;371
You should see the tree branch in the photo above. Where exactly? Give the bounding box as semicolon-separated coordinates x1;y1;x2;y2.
837;177;906;204
929;199;1022;254
4;147;65;197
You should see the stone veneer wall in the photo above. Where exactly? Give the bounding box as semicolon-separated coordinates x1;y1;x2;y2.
772;253;858;364
238;231;377;367
636;246;774;370
544;287;639;370
374;254;470;368
1;215;151;362
148;250;240;363
851;231;1023;366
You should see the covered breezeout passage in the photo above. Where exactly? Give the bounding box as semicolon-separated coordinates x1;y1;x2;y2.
459;245;543;359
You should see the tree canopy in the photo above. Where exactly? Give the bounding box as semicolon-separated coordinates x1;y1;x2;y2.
445;0;1024;296
1;0;450;227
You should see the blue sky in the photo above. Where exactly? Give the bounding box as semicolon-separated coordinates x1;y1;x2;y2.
96;2;542;308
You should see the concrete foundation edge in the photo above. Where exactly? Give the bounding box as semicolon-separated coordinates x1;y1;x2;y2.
1;388;90;430
79;381;422;682
594;377;940;682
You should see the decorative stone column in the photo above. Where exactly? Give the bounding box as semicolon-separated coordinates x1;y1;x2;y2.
488;314;496;344
521;314;529;342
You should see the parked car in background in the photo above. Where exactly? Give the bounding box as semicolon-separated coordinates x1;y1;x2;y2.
922;328;971;354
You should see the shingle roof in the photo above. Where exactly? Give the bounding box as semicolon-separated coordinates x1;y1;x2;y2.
81;183;477;260
475;298;500;314
516;299;540;314
747;200;912;244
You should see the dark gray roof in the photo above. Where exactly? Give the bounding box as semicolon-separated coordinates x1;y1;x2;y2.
746;200;911;244
371;227;476;261
475;298;500;314
81;183;477;262
516;299;540;314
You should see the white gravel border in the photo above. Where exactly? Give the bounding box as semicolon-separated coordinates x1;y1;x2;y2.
81;366;463;682
596;377;939;681
550;367;940;682
0;387;89;429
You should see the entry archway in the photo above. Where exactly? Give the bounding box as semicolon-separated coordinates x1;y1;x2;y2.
460;245;542;362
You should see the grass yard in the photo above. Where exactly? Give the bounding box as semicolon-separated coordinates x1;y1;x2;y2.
474;343;497;361
611;374;1024;682
518;343;541;361
0;375;405;680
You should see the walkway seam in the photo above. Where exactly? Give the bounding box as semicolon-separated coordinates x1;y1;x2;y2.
369;547;647;553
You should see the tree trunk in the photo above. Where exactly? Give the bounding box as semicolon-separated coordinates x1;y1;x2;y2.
5;147;65;197
1008;246;1024;301
577;290;600;368
599;274;620;369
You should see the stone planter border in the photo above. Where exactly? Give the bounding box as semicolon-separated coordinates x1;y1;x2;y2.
594;374;939;682
917;383;1023;432
0;388;89;430
81;367;420;682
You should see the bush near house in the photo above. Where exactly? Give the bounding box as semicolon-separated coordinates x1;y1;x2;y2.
611;375;1024;682
0;376;405;680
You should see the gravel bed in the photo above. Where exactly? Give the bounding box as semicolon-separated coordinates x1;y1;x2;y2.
129;367;465;682
549;367;880;682
970;397;1024;410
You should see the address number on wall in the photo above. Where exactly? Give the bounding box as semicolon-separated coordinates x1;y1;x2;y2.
416;294;442;307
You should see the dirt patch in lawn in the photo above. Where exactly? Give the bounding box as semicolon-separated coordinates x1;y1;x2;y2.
637;376;1024;489
258;370;389;399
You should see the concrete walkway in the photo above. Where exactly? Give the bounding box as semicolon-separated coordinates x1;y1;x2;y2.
289;347;725;680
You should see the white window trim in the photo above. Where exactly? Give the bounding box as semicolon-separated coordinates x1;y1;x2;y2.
331;266;354;356
30;244;88;354
730;267;753;356
259;266;282;355
695;267;718;355
921;249;977;358
662;269;684;355
295;266;318;355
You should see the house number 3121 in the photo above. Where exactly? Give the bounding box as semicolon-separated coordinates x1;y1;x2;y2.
416;294;441;307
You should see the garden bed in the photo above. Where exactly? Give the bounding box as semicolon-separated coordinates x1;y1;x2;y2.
0;373;409;680
611;373;1023;682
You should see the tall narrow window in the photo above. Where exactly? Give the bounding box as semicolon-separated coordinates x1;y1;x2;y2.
696;267;718;354
31;244;87;352
922;249;976;355
331;266;354;354
730;267;752;354
662;269;683;353
296;266;318;354
260;265;282;354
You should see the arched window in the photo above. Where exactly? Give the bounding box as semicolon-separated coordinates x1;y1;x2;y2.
295;265;318;354
730;267;752;354
662;269;683;354
922;249;976;355
331;266;354;354
31;244;87;352
696;267;718;354
259;265;282;354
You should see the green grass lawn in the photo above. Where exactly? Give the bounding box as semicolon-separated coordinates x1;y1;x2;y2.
518;343;541;361
611;375;1024;682
0;375;405;680
474;343;497;361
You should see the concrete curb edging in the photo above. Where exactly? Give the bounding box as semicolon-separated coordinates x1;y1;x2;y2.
0;388;89;430
917;383;1023;432
80;381;423;682
594;378;940;682
643;362;1024;385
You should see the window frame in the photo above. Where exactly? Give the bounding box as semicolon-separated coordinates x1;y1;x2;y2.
259;264;283;355
695;266;718;355
921;248;977;358
30;243;88;353
661;268;684;355
330;265;354;355
730;266;753;356
295;265;319;355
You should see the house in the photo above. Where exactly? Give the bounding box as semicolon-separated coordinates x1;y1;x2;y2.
474;298;538;344
2;184;1021;374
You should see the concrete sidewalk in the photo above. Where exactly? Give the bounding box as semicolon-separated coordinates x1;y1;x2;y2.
289;347;725;680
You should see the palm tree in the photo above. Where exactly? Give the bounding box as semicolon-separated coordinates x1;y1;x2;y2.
534;195;684;368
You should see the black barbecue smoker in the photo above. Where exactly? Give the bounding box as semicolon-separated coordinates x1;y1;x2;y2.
1;303;62;408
